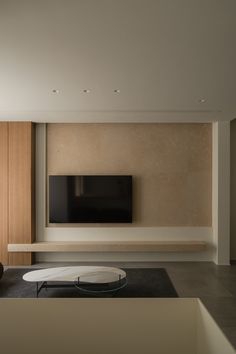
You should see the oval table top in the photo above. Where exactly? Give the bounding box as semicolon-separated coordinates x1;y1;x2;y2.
23;266;126;284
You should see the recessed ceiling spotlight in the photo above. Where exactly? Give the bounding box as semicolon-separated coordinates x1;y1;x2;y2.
52;89;60;94
83;89;91;93
199;98;206;103
114;89;120;93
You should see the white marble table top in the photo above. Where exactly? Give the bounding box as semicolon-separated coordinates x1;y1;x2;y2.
23;266;126;284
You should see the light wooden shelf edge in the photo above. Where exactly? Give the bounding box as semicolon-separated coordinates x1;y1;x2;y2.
8;241;207;253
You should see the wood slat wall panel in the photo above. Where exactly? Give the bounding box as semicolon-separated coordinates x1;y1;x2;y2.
0;123;8;265
8;122;35;265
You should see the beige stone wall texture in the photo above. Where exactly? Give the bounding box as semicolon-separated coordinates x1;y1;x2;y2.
47;123;212;226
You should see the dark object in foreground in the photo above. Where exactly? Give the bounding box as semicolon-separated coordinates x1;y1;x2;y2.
0;263;3;279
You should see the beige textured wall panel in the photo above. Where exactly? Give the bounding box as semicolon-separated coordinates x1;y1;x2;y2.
47;123;212;226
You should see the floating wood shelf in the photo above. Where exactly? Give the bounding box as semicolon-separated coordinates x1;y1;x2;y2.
8;241;207;253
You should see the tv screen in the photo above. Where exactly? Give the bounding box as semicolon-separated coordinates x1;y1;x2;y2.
49;175;132;223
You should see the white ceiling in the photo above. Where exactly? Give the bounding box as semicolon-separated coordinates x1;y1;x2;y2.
0;0;236;122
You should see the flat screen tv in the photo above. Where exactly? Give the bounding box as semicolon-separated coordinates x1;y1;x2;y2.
49;175;132;223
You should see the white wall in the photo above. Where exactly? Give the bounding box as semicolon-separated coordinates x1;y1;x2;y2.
36;226;213;262
196;299;235;354
230;119;236;260
212;122;230;264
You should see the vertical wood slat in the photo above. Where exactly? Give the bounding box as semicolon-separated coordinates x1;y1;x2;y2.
8;122;35;265
0;123;8;265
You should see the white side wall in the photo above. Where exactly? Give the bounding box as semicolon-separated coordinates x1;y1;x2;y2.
196;299;235;354
36;226;213;262
230;119;236;260
212;122;230;265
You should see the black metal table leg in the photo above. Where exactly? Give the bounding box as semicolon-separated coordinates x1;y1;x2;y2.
36;281;47;298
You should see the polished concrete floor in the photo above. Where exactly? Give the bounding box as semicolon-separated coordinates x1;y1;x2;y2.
140;261;236;348
165;262;236;349
5;261;236;348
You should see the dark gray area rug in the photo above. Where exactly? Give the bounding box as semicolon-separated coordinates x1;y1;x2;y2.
0;268;178;298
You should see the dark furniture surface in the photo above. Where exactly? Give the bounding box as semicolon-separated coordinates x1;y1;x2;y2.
0;263;3;279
